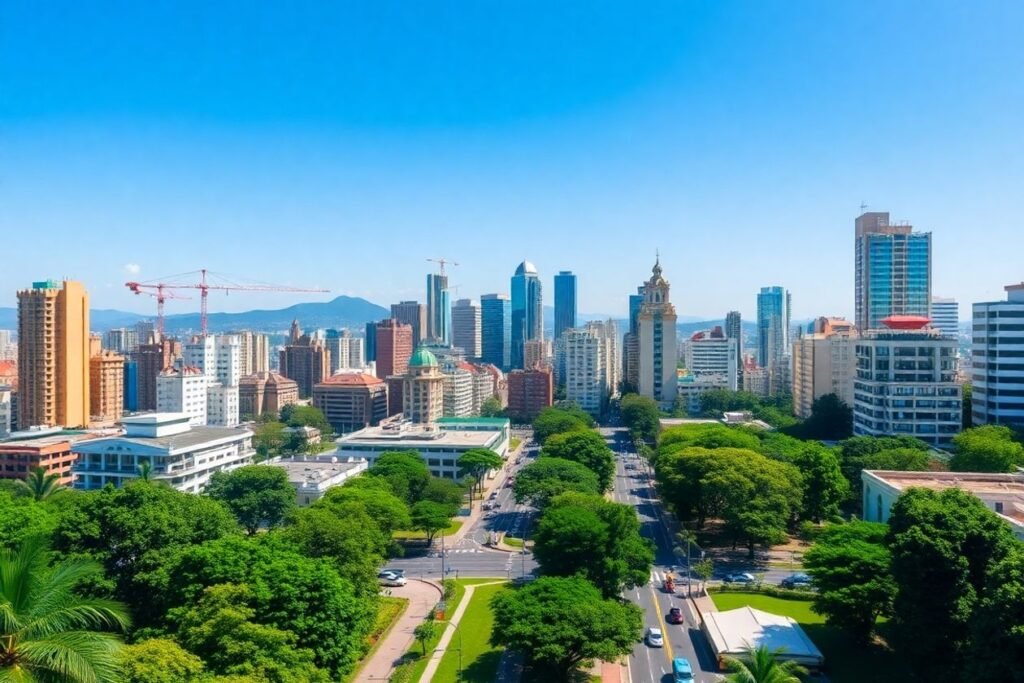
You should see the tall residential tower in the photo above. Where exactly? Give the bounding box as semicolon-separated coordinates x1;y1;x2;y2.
855;211;932;331
510;261;543;369
637;258;677;407
553;271;577;340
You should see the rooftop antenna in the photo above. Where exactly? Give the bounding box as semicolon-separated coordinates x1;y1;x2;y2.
859;201;869;212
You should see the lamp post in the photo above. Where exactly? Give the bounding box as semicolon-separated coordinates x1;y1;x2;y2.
442;619;464;681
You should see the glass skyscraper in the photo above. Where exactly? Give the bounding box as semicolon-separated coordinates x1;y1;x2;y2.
855;211;932;331
553;271;577;340
511;261;543;369
426;273;451;345
481;293;512;370
757;286;791;369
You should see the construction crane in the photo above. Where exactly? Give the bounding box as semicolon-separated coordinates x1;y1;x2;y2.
426;257;459;277
124;283;192;339
126;269;329;336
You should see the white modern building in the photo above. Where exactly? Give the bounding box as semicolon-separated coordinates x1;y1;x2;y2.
682;326;739;391
180;335;241;427
156;366;208;426
72;412;255;493
853;316;960;449
972;283;1024;428
564;326;608;418
452;299;482;359
442;365;475;417
326;329;365;373
637;258;678;407
791;318;858;418
676;373;730;416
931;296;960;339
743;365;769;397
0;384;11;438
588;320;620;397
268;454;368;506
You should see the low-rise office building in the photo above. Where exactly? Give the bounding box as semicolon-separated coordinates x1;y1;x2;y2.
0;427;100;485
312;373;388;434
268;454;368;505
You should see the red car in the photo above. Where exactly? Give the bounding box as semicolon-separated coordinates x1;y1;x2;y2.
666;607;684;625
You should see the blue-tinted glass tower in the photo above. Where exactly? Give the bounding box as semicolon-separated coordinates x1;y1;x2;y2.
757;286;791;369
511;261;543;369
855;211;932;331
553;271;577;340
481;293;512;370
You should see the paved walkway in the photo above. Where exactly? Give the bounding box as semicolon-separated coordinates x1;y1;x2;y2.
420;580;506;682
358;579;442;682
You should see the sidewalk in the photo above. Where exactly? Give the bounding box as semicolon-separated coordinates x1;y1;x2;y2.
420;580;506;682
357;579;442;682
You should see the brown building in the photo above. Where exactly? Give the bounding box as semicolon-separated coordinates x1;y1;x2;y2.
0;429;100;486
132;339;181;411
391;301;427;347
375;319;414;380
279;320;330;399
403;348;444;424
313;373;388;434
239;371;299;419
17;280;90;428
507;367;553;422
88;336;124;426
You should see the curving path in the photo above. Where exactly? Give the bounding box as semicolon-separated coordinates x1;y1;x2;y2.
358;579;442;682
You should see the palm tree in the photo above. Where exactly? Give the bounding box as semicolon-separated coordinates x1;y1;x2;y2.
137;460;154;481
0;538;130;683
15;467;63;501
723;644;808;683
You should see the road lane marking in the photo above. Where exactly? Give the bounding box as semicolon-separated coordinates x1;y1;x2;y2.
648;583;674;664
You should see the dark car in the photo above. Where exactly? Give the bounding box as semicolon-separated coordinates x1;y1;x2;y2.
666;607;684;624
723;572;756;585
780;573;813;589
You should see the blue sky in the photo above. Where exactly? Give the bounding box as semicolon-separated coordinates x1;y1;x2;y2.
2;1;1022;322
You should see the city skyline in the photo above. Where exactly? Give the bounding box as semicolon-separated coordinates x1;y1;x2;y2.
4;4;1023;319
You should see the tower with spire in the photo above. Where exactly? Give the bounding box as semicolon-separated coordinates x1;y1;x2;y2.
637;254;678;406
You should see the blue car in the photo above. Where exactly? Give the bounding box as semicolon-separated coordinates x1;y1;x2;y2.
673;657;694;682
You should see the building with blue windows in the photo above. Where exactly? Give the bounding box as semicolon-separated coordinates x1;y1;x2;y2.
123;361;138;411
757;286;791;370
855;211;932;332
426;273;451;345
481;293;511;370
510;262;543;369
553;271;577;340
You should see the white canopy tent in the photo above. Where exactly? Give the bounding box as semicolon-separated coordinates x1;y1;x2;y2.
701;606;825;670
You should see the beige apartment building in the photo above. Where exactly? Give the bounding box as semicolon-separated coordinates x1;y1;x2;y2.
17;280;90;428
792;317;858;418
89;336;125;425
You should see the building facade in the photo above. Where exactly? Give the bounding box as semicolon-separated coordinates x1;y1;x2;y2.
791;318;858;418
510;261;543;369
326;329;364;373
0;428;99;486
507;367;553;421
239;371;299;418
156;366;208;426
132;339;181;411
931;297;959;339
480;294;511;370
17;280;90;428
524;339;549;371
637;259;678;407
391;301;427;347
312;373;388;434
725;311;743;377
564;327;608;417
279;322;330;399
972;283;1024;428
853;316;960;448
553;270;577;341
375;319;414;381
402;347;444;424
451;299;482;359
234;331;269;376
442;365;475;417
756;286;791;373
682;326;739;391
426;273;451;345
855;211;932;332
0;385;10;438
89;345;125;425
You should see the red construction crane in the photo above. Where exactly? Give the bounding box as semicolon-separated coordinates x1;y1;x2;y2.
127;269;329;336
124;283;192;339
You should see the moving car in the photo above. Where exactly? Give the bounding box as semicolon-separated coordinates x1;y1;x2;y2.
780;573;813;589
666;607;684;624
723;572;756;585
378;571;407;587
378;568;405;578
673;657;694;682
645;627;664;648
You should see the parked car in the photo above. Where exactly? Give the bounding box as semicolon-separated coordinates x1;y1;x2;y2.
723;572;756;585
780;573;813;589
666;607;684;625
378;572;407;587
378;568;405;579
489;491;499;499
646;627;664;648
482;501;493;510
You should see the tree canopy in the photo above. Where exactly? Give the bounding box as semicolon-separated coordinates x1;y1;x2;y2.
795;393;853;441
532;406;592;445
480;395;504;418
620;393;661;443
318;479;411;535
0;491;59;551
205;465;296;535
283;505;386;598
540;430;615;491
367;451;431;504
659;423;762;454
458;448;504;498
966;544;1024;682
949;425;1024;472
790;445;848;523
410;500;455;545
117;638;207;683
513;457;601;508
16;466;65;501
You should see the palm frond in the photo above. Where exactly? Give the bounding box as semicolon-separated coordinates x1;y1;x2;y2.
15;631;123;683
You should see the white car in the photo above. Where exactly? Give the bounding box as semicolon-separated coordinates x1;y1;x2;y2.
646;627;664;648
378;572;407;587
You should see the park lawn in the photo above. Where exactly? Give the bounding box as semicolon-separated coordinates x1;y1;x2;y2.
393;519;463;540
503;535;523;548
342;596;408;683
434;582;509;683
710;592;910;683
510;437;522;451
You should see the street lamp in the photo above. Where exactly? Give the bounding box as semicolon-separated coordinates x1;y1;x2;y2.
441;619;464;681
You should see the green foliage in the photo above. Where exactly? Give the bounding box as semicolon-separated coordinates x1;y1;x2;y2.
413;620;439;656
532;493;654;598
489;576;642;680
722;644;807;683
753;431;811;462
0;538;130;683
539;430;615;491
949;424;1024;472
961;383;973;430
253;421;287;460
283;506;385;599
480;395;504;418
319;479;411;535
117;638;207;683
966;544;1024;682
205;465;297;535
697;389;798;428
790;445;848;523
458;448;504;498
512;457;601;508
15;465;65;501
531;406;592;445
0;490;59;551
619;393;661;443
796;393;853;441
803;521;894;643
410;500;456;545
836;436;930;503
281;405;332;435
50;480;237;622
170;583;329;682
659;423;762;453
887;487;1017;679
367;451;431;504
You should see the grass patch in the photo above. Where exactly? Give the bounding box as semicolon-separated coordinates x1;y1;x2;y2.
434;582;509;682
510;437;522;451
503;535;523;548
342;596;408;683
710;592;910;683
393;519;463;540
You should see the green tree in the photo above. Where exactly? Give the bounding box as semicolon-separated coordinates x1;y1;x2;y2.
0;491;58;551
206;465;297;535
887;487;1017;679
659;423;761;453
949;424;1024;472
722;645;807;683
410;500;454;545
16;466;64;501
318;479;411;534
413;619;439;656
961;383;973;430
540;430;615;491
791;445;848;522
512;457;601;508
620;393;661;443
532;493;654;597
457;448;504;499
367;451;431;504
421;476;466;509
966;544;1024;682
837;436;931;501
117;638;207;683
281;405;332;435
0;538;130;683
480;395;504;418
803;521;894;643
284;506;386;598
532;407;590;445
798;393;853;440
490;576;641;681
253;421;287;461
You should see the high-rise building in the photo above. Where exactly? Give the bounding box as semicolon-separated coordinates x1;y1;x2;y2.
403;347;444;424
279;322;330;399
481;294;511;370
524;339;549;371
553;271;577;341
17;280;90;429
182;335;241;427
725;311;743;378
313;373;388;434
0;385;11;438
391;301;427;347
0;330;15;361
134;321;158;346
564;327;609;417
102;328;139;354
326;329;364;373
131;339;181;411
511;261;543;369
507;367;553;422
791;318;858;418
123;361;138;412
89;336;125;425
364;322;377;363
375;319;414;381
855;211;932;331
637;258;677;407
234;331;269;376
441;365;475;417
451;299;482;359
682;326;739;391
157;366;208;425
972;284;1024;428
239;371;299;418
757;286;791;371
853;316;960;448
426;273;451;345
931;297;959;339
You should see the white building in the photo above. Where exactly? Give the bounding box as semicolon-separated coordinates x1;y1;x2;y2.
972;283;1024;428
682;326;738;391
452;299;482;359
931;296;960;339
442;366;475;417
853;316;960;449
564;327;608;418
676;373;730;416
0;330;15;360
268;454;368;506
0;384;11;438
638;258;678;407
862;470;1024;541
234;331;270;375
102;327;139;354
589;320;620;397
326;329;364;373
72;412;255;493
181;335;241;427
156;366;208;426
791;318;858;418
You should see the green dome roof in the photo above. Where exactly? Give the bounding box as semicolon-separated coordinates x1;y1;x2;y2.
409;347;439;368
